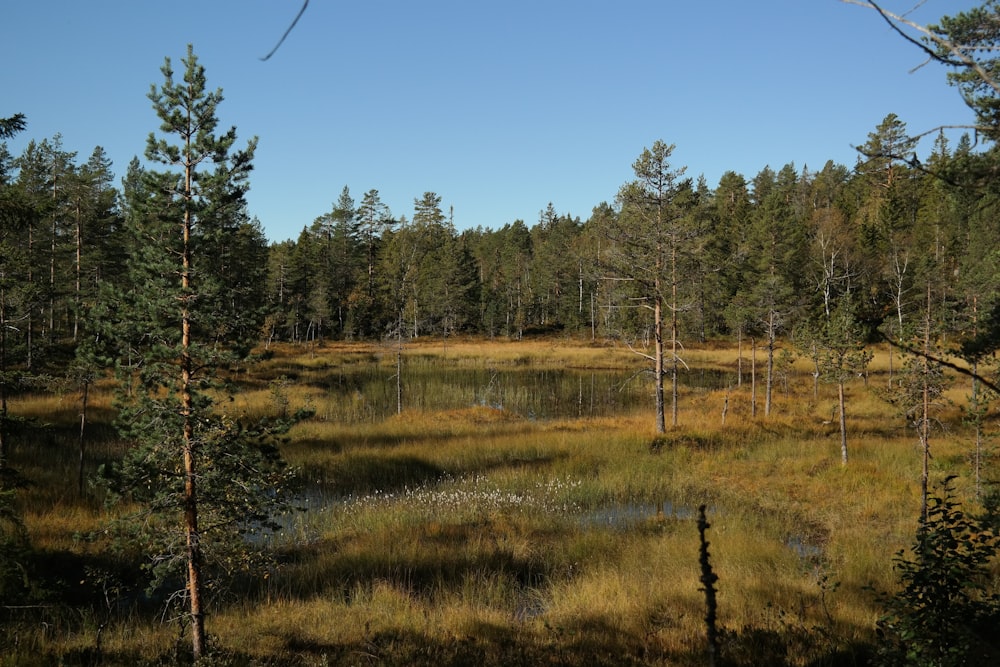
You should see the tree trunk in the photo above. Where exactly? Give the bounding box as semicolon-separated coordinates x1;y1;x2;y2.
590;291;596;341
77;379;88;495
183;422;205;661
765;314;775;417
0;293;7;472
654;296;666;434
920;282;931;522
972;297;982;500
49;193;56;338
812;348;820;400
181;130;206;662
838;380;848;465
74;202;82;341
670;239;679;428
972;296;982;500
887;341;893;389
26;222;33;371
396;312;403;416
736;328;743;388
972;364;982;500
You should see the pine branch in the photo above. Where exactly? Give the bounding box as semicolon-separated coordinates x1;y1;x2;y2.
0;113;26;139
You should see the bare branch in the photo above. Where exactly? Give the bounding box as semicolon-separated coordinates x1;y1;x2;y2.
623;339;657;364
261;1;309;62
843;0;1000;97
843;0;960;64
875;329;1000;395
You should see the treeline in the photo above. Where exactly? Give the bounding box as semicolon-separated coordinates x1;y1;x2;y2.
252;113;1000;362
0;139;268;375
2;113;999;367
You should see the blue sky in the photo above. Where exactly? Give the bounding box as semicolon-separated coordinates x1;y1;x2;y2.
2;1;983;242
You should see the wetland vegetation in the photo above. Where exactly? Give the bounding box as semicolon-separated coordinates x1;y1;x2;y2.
3;337;998;665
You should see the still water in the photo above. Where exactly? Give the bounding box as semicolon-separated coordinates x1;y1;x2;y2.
305;363;730;424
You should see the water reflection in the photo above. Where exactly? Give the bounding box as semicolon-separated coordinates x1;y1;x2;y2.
578;500;707;530
785;534;824;562
313;364;731;424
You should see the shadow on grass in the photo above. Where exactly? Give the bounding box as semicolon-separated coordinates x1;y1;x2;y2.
271;609;853;667
290;419;542;453
270;521;559;603
308;453;446;496
38;626;875;667
273;621;668;667
293;438;565;497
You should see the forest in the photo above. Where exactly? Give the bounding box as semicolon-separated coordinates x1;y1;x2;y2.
2;111;995;369
2;2;1000;666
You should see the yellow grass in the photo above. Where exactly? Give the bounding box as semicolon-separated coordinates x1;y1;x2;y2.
5;336;996;665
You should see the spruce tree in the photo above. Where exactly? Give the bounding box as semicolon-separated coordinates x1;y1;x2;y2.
354;189;394;336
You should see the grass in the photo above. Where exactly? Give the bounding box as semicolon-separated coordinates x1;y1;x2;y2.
2;336;997;665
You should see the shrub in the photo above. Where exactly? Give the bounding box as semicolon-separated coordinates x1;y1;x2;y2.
875;477;1000;666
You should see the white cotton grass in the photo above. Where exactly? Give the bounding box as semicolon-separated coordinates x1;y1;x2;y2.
274;474;585;545
345;474;584;518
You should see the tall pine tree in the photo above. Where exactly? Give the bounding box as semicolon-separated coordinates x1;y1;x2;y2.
103;46;293;660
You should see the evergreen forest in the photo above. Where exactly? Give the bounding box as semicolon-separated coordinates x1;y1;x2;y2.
3;112;997;359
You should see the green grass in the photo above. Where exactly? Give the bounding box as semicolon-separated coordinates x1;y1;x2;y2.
2;337;997;665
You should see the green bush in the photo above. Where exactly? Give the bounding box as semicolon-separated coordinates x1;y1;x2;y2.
875;477;1000;666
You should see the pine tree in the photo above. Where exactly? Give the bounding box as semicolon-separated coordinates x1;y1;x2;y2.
929;2;1000;142
263;239;294;344
498;220;533;338
684;176;722;342
10;135;80;348
323;186;360;337
102;46;294;660
0;114;33;604
0;127;32;477
603;141;692;432
714;171;754;385
810;295;872;465
66;146;121;341
530;205;583;331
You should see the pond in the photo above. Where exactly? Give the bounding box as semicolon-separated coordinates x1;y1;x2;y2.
578;499;707;529
306;363;732;424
